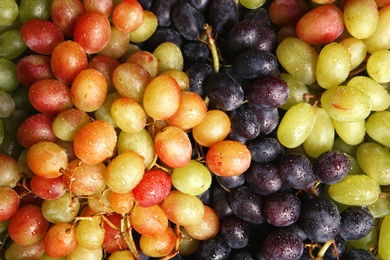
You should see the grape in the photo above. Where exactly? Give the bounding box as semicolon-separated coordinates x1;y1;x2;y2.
82;0;113;16
108;191;134;215
340;37;367;70
182;41;210;63
152;41;184;72
267;0;310;27
210;183;234;220
41;191;80;223
344;0;379;39
31;175;66;200
111;97;146;133
233;49;279;79
18;0;51;22
0;186;19;222
129;10;158;43
76;217;105;250
66;244;103;260
44;222;77;258
229;186;264;224
52;108;90;142
366;111;390;149
332;119;366;146
186;62;212;97
247;136;283;163
0;0;18;25
130;204;168;237
216;173;246;190
366;49;390;83
126;50;159;79
0;30;27;60
171;1;204;41
150;0;181;27
363;4;390;53
207;0;238;35
108;250;135;260
313;150;351;185
342;249;377;260
245;161;283;196
4;238;45;260
325;235;347;260
102;213;128;253
0;90;15;118
88;55;120;93
160;69;190;91
277;102;317;149
112;0;143;33
184;205;220;241
298;196;341;243
263;191;301;227
328;174;381;206
378;214;390;259
144;27;182;52
16;54;54;88
262;228;304;260
195;236;231;260
204;73;244;111
252;107;279;136
0;57;19;92
339;206;374;241
50;0;85;36
220;215;250;249
279;73;309;110
229;103;260;140
349;228;377;251
98;25;130;59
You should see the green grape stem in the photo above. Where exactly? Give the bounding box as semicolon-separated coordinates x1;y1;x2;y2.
120;215;140;260
204;24;220;73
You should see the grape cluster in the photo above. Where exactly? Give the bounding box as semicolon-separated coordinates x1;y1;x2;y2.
0;0;390;259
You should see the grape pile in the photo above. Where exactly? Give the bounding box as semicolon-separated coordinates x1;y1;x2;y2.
0;0;390;259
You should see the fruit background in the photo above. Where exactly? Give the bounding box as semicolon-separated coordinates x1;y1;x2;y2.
0;0;390;259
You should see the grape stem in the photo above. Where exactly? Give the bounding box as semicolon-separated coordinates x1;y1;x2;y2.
315;239;336;259
204;24;220;73
121;215;140;260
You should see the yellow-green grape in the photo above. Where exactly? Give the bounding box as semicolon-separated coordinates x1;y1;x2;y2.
347;76;390;111
279;73;310;110
39;252;66;260
0;0;18;25
340;37;367;70
348;228;378;250
321;85;371;122
366;49;390;83
108;250;134;260
363;5;390;53
345;154;364;175
0;30;27;60
332;119;366;146
152;42;183;73
94;92;122;128
0;57;19;92
316;42;351;89
328;174;381;206
239;0;266;9
129;10;158;43
332;137;361;157
378;214;390;260
76;217;105;250
367;193;390;218
66;244;103;260
366;111;390;148
41;192;80;224
111;97;147;133
356;142;390;185
277;102;317;149
276;37;318;85
303;107;334;158
343;0;379;39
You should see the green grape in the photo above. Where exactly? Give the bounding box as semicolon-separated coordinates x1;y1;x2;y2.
363;5;390;53
321;85;371;122
347;76;390;111
378;214;390;260
18;0;52;23
366;111;390;148
303;107;334;158
41;192;80;223
332;119;366;146
0;57;19;92
94;92;121;128
66;244;103;260
345;154;364;175
277;102;317;149
328;174;381;206
0;30;27;60
367;193;390;218
276;37;318;85
316;42;351;89
76;217;105;250
279;73;310;110
152;42;183;73
0;0;18;26
0;16;21;34
340;37;367;70
356;142;390;185
348;228;378;250
0;119;4;146
332;137;361;157
239;0;266;9
171;160;212;196
367;49;390;84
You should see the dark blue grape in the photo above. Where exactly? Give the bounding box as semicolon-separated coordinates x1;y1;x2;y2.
279;153;316;190
210;183;234;219
247;137;283;163
341;249;376;260
256;26;277;53
207;0;239;35
263;192;301;227
216;173;246;189
186;62;213;97
229;103;261;140
243;7;271;27
138;0;154;10
187;0;211;14
229;186;265;224
246;75;289;108
205;73;244;111
339;206;374;241
325;235;347;260
245;161;283;196
182;41;210;63
262;228;304;260
221;216;251;249
226;129;249;144
251;107;279;136
197;186;211;205
144;27;182;51
195;236;231;260
151;0;181;27
233;49;278;79
298;196;341;243
313;150;351;185
172;2;205;40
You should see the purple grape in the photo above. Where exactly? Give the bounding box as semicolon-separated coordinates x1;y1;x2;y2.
210;183;234;220
298;196;341;243
233;49;279;79
207;0;239;35
313;150;351;185
247;137;283;163
251;107;279;136
187;0;211;14
262;228;304;260
186;62;213;97
263;192;301;227
339;206;374;240
325;235;347;260
341;249;376;260
279;153;316;190
229;103;261;140
220;216;251;249
229;186;265;224
216;173;246;189
245;161;283;196
150;0;181;27
171;2;205;40
195;236;231;260
242;7;271;27
182;41;210;63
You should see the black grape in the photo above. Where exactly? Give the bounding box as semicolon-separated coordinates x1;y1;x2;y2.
339;206;374;240
278;153;316;189
229;103;261;140
243;7;271;28
144;27;182;51
216;173;246;189
220;215;251;249
195;236;231;260
262;228;304;260
313;150;351;185
172;2;205;40
246;75;289;108
150;0;181;27
256;26;277;53
298;196;341;243
245;161;283;196
229;186;265;224
341;249;376;260
263;191;301;227
210;183;234;220
182;41;210;63
247;136;283;163
229;248;254;260
226;129;249;145
187;0;211;15
186;62;213;97
138;0;154;10
207;0;239;35
204;73;245;111
233;49;278;79
325;235;347;260
197;187;211;205
251;107;279;136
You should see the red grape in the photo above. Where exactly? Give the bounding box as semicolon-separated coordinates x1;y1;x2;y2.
44;222;77;258
102;213;128;254
0;186;20;221
83;0;113;16
16;55;54;88
30;175;66;200
112;0;144;33
17;113;57;148
51;0;85;36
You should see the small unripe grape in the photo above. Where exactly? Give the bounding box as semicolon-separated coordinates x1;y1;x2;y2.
41;192;80;223
152;42;184;73
52;108;91;141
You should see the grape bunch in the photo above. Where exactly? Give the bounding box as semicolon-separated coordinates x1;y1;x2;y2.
0;0;390;259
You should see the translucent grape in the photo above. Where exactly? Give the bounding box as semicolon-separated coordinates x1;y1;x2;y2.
111;97;146;133
76;217;105;250
367;193;390;218
0;0;18;25
0;57;19;92
129;10;158;43
363;5;390;53
366;49;390;83
279;73;310;110
130;204;168;237
332;119;366;146
340;37;367;70
152;42;183;72
41;192;80;223
366;111;390;148
184;205;220;241
378;215;390;260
